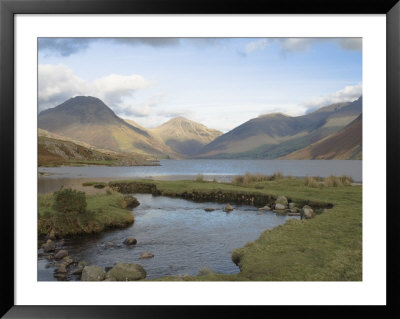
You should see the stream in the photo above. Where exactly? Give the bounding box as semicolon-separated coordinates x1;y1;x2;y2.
38;193;299;280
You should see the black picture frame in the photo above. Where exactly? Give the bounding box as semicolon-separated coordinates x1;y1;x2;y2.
1;0;399;317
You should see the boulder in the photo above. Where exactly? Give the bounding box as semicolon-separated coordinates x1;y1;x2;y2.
42;239;56;252
62;256;74;266
275;196;288;208
122;196;140;209
81;265;106;281
54;250;68;259
302;205;315;219
289;202;296;209
258;205;271;211
48;229;56;241
123;236;137;245
71;267;84;275
140;252;154;259
204;208;215;212
290;207;299;214
275;203;286;210
55;264;67;274
224;204;234;212
106;263;146;281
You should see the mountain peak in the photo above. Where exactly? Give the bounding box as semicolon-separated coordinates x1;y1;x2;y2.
258;112;288;118
39;96;121;125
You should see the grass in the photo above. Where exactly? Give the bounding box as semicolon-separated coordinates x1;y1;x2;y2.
305;175;354;188
109;177;362;281
38;191;134;237
82;181;107;188
232;172;284;186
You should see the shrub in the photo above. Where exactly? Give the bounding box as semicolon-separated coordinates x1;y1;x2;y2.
52;187;87;214
195;174;204;182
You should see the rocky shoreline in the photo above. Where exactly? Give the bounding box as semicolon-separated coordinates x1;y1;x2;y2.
39;231;153;281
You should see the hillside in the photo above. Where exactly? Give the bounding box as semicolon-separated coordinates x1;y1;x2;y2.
38;135;156;167
38;96;177;158
149;116;222;156
197;97;362;159
281;114;362;160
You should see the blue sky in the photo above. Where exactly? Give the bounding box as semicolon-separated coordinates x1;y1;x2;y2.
38;38;362;132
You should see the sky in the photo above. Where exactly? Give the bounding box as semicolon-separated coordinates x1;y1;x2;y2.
38;38;362;132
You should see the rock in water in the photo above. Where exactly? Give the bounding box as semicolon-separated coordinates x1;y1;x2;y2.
54;250;68;259
275;203;286;210
204;208;215;212
122;195;140;209
302;205;315;219
224;203;234;212
81;266;106;281
140;252;154;259
42;239;56;252
123;236;137;245
258;205;271;211
106;263;146;281
275;196;288;208
55;264;67;274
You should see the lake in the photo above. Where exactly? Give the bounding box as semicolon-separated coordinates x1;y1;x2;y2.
38;194;299;281
38;159;362;189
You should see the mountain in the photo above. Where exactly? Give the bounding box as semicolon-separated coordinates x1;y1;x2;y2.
280;114;362;160
38;96;177;158
196;97;362;159
149;116;223;156
38;135;155;167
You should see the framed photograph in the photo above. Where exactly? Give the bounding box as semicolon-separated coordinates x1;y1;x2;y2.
1;0;399;317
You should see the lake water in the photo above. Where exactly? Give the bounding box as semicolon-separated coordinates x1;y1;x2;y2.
38;194;299;281
38;159;362;184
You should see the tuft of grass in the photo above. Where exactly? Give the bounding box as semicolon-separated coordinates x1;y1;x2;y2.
304;176;322;188
232;172;285;186
324;175;353;187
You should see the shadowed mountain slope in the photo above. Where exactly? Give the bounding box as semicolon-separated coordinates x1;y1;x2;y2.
197;97;362;159
280;114;362;160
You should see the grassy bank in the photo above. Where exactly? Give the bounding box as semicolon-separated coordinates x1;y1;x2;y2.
38;192;134;237
108;177;362;281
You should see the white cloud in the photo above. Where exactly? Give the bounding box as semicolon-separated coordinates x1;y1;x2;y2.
244;38;362;54
304;84;362;111
38;64;87;111
245;39;270;53
38;64;151;113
